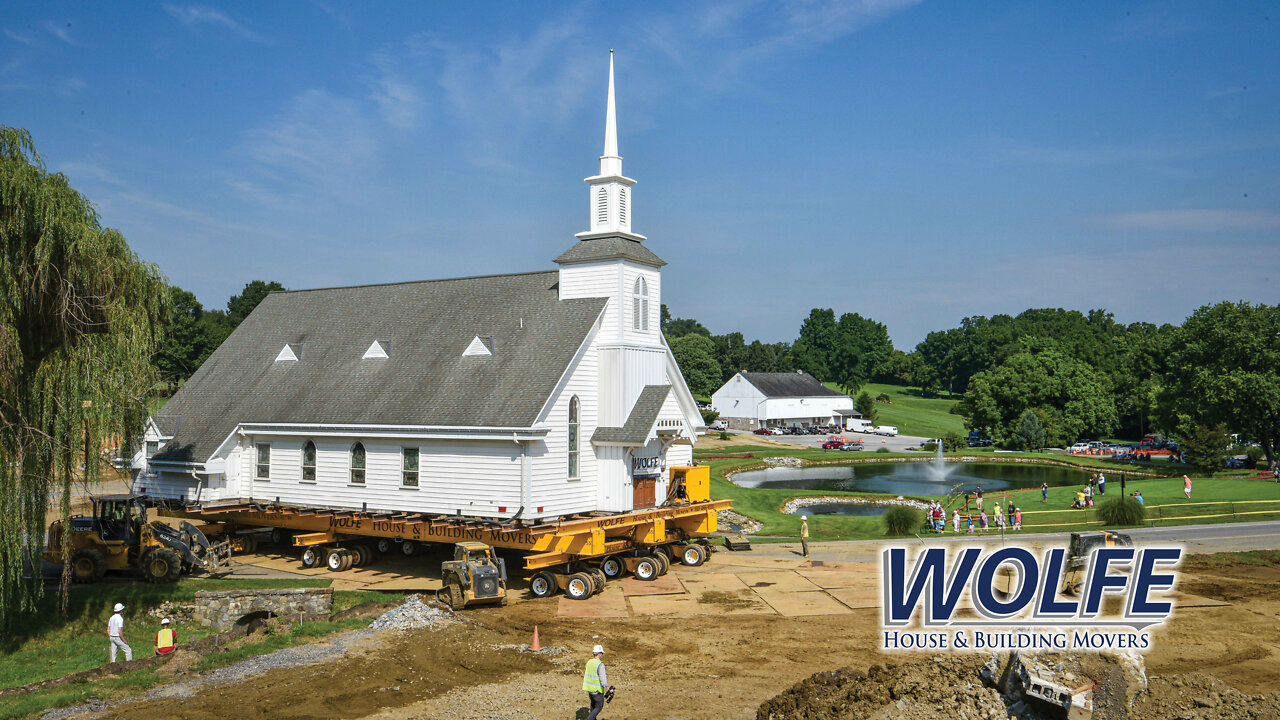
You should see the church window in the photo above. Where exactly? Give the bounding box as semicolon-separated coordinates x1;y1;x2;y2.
349;443;366;485
632;277;649;332
301;441;316;482
596;186;608;225
619;186;628;225
568;396;580;479
402;447;419;487
256;443;270;480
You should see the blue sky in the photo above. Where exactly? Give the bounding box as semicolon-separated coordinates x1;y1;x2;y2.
4;1;1278;347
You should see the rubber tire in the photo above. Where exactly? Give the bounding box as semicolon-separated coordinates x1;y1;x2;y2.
565;572;593;600
633;557;659;581
652;551;670;576
680;543;708;567
349;544;368;567
270;528;291;546
327;549;348;572
339;551;353;572
529;571;558;598
599;556;624;579
588;568;607;594
300;546;323;569
69;548;107;584
375;538;392;554
239;534;258;554
144;548;182;583
400;540;417;557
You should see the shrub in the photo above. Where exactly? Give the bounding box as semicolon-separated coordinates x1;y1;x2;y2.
876;393;891;403
718;432;730;441
876;447;891;453
944;432;967;452
921;442;939;452
883;506;923;536
700;408;720;425
1097;497;1146;527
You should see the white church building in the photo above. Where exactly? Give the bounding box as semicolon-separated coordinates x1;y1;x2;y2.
136;54;704;523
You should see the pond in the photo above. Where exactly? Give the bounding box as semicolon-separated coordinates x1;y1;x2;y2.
786;502;903;517
732;461;1093;497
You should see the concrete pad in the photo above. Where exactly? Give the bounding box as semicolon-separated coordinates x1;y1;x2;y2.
828;587;879;610
619;573;685;596
679;573;750;594
755;590;853;617
734;570;821;593
558;588;630;618
628;594;711;617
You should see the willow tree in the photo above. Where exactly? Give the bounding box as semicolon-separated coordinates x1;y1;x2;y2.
0;126;167;627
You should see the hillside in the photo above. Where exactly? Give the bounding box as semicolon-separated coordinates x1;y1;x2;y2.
822;381;964;438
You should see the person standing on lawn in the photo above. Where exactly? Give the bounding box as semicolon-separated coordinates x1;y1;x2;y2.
1098;473;1106;495
800;515;809;557
108;602;132;663
975;485;984;512
1184;475;1193;499
1041;482;1049;503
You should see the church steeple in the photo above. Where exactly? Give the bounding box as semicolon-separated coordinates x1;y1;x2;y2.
577;50;644;241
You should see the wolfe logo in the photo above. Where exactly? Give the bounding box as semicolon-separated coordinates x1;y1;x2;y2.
879;542;1182;652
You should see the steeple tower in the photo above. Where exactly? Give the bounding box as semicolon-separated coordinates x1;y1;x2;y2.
577;50;644;241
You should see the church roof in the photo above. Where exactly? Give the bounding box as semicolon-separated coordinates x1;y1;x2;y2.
554;235;666;267
592;384;672;445
151;270;606;465
738;372;848;399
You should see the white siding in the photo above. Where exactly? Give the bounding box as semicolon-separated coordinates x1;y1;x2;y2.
596;445;630;512
711;374;766;419
620;263;660;346
529;336;600;519
558;260;620;340
761;396;853;424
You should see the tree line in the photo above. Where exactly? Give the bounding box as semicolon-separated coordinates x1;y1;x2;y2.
663;302;1279;470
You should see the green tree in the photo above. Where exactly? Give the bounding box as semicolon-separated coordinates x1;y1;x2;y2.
0;127;167;627
958;347;1117;447
793;308;837;381
855;391;877;424
154;285;214;386
1181;424;1228;477
1012;409;1048;451
670;334;722;397
226;280;286;325
1159;302;1280;469
829;312;893;395
711;332;749;383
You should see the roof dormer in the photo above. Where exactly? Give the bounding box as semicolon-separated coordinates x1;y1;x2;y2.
362;340;390;359
275;343;301;362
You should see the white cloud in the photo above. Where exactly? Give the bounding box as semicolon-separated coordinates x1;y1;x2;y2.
4;28;35;45
1092;209;1280;232
163;5;269;43
368;51;423;129
44;21;74;45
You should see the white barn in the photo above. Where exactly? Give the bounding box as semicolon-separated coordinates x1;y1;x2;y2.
134;54;703;523
710;372;858;431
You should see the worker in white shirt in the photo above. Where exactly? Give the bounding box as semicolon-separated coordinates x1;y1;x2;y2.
108;602;132;663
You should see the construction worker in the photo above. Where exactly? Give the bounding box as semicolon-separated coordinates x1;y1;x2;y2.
799;515;809;557
582;644;612;720
155;618;177;656
107;602;132;663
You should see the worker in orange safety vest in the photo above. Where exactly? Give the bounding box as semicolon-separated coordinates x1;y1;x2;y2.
155;618;177;655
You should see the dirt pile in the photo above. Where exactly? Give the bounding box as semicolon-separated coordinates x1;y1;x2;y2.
1132;673;1280;720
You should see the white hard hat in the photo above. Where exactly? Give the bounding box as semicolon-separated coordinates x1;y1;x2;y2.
114;603;124;612
592;644;604;654
801;515;807;520
161;618;170;625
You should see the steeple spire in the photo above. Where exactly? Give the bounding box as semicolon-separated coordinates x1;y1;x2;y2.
577;50;643;241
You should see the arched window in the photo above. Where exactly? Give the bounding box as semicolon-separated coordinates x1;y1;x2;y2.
596;186;608;225
301;441;316;482
568;396;580;480
632;277;649;332
349;442;366;485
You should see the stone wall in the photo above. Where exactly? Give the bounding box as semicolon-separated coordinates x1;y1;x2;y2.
194;587;333;631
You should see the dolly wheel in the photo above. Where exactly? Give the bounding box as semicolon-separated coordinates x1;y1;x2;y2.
652;551;670;576
529;571;558;598
270;527;291;546
588;568;607;594
681;544;707;567
327;549;349;572
565;572;593;600
600;556;624;579
300;546;323;569
400;540;417;557
375;538;392;554
633;557;659;581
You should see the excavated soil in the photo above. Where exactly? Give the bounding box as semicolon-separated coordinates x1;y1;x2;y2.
51;552;1280;720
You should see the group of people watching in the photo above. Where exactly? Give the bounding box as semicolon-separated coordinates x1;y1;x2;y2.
926;495;1022;534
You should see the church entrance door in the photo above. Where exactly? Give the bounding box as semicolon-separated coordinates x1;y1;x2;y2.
633;478;657;508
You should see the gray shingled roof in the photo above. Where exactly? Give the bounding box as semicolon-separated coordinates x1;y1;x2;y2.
592;385;671;444
151;271;606;465
739;372;848;399
554;235;667;267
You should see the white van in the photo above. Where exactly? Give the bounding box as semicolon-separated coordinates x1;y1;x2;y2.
846;419;873;433
873;426;898;437
708;420;728;432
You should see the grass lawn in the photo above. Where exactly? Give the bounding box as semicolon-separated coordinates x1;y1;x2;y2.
0;578;403;719
699;440;1280;542
823;382;964;438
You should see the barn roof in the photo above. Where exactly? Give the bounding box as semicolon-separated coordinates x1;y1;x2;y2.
738;372;848;399
151;270;606;465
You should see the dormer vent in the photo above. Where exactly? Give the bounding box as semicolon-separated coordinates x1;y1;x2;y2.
463;336;492;357
362;340;390;359
275;343;300;362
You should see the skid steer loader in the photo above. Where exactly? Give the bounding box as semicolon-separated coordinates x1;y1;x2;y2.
436;542;508;610
44;494;232;583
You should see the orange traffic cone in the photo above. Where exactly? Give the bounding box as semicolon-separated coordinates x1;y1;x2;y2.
531;625;541;652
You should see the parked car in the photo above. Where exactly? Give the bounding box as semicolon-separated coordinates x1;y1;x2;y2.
821;439;844;450
840;442;865;451
753;428;772;436
769;427;786;435
967;431;993;447
1068;442;1090;453
708;420;728;432
872;426;898;437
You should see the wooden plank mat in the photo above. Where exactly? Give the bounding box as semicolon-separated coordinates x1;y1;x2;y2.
827;587;879;610
619;573;685;596
679;573;749;594
628;594;712;617
755;590;852;617
558;587;630;618
734;570;820;593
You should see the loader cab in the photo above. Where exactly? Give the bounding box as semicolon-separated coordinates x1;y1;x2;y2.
94;495;147;545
